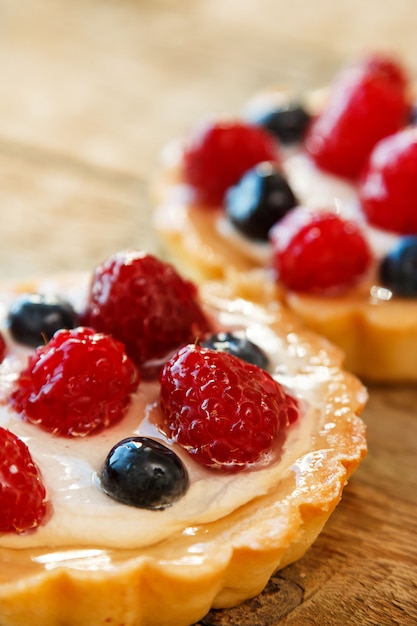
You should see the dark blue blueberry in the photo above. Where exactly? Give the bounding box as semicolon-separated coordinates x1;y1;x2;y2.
100;437;189;510
8;293;78;347
379;236;417;297
249;102;311;144
201;332;269;370
225;162;297;241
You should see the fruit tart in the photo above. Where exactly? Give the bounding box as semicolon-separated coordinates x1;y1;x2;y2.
154;51;417;382
0;250;367;626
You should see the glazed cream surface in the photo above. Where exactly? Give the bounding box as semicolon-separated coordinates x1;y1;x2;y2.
0;282;338;551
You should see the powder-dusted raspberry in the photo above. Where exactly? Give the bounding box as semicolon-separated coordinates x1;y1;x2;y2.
159;344;299;472
359;127;417;234
270;209;372;293
183;120;279;206
81;250;211;377
9;327;139;437
0;427;48;534
305;53;410;179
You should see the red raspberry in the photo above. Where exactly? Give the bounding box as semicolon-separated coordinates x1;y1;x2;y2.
81;250;211;377
305;53;410;179
359;127;417;234
9;327;139;437
183;120;279;205
159;344;299;472
270;209;372;293
0;427;48;533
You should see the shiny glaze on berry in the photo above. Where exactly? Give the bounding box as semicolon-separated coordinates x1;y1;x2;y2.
270;209;372;293
201;331;269;370
8;293;78;347
160;344;299;472
225;162;297;241
250;101;311;144
82;250;211;378
9;327;139;437
182;120;279;205
380;236;417;297
305;53;410;179
0;426;48;534
100;437;189;510
359;127;417;234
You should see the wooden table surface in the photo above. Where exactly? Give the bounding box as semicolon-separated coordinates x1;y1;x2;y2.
1;1;416;624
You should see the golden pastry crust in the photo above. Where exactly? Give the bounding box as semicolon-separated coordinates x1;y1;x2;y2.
153;141;417;383
0;277;367;626
153;163;257;282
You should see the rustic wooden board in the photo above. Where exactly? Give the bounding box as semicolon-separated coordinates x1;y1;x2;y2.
0;1;416;624
0;144;161;279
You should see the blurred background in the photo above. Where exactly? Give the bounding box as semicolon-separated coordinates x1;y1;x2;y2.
0;0;416;279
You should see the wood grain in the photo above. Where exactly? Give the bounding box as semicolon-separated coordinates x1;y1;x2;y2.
0;1;416;624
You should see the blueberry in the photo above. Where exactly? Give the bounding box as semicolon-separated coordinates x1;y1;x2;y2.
225;162;297;241
249;102;311;144
201;332;269;370
100;437;189;510
379;236;417;297
8;293;78;347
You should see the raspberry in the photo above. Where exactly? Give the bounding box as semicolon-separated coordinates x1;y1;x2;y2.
159;344;299;472
305;53;410;179
270;209;372;293
0;427;48;533
359;127;417;234
183;120;279;205
9;327;139;437
81;250;211;377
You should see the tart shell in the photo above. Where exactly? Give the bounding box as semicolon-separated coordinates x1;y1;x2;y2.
154;158;417;383
0;279;367;626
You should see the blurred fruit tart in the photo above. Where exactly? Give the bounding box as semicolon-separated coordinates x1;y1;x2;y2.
0;250;366;626
154;51;417;382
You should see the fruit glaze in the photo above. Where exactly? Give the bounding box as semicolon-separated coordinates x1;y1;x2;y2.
0;250;366;626
154;52;417;382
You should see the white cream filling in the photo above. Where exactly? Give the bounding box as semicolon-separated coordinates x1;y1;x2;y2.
0;283;335;551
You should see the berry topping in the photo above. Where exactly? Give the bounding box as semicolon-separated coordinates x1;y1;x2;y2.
8;293;78;348
0;427;48;534
201;331;269;370
249;101;311;144
159;344;299;472
305;53;410;179
379;236;417;297
182;120;279;206
270;208;372;294
81;250;211;377
100;436;189;510
9;327;139;437
359;127;417;234
225;162;297;241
